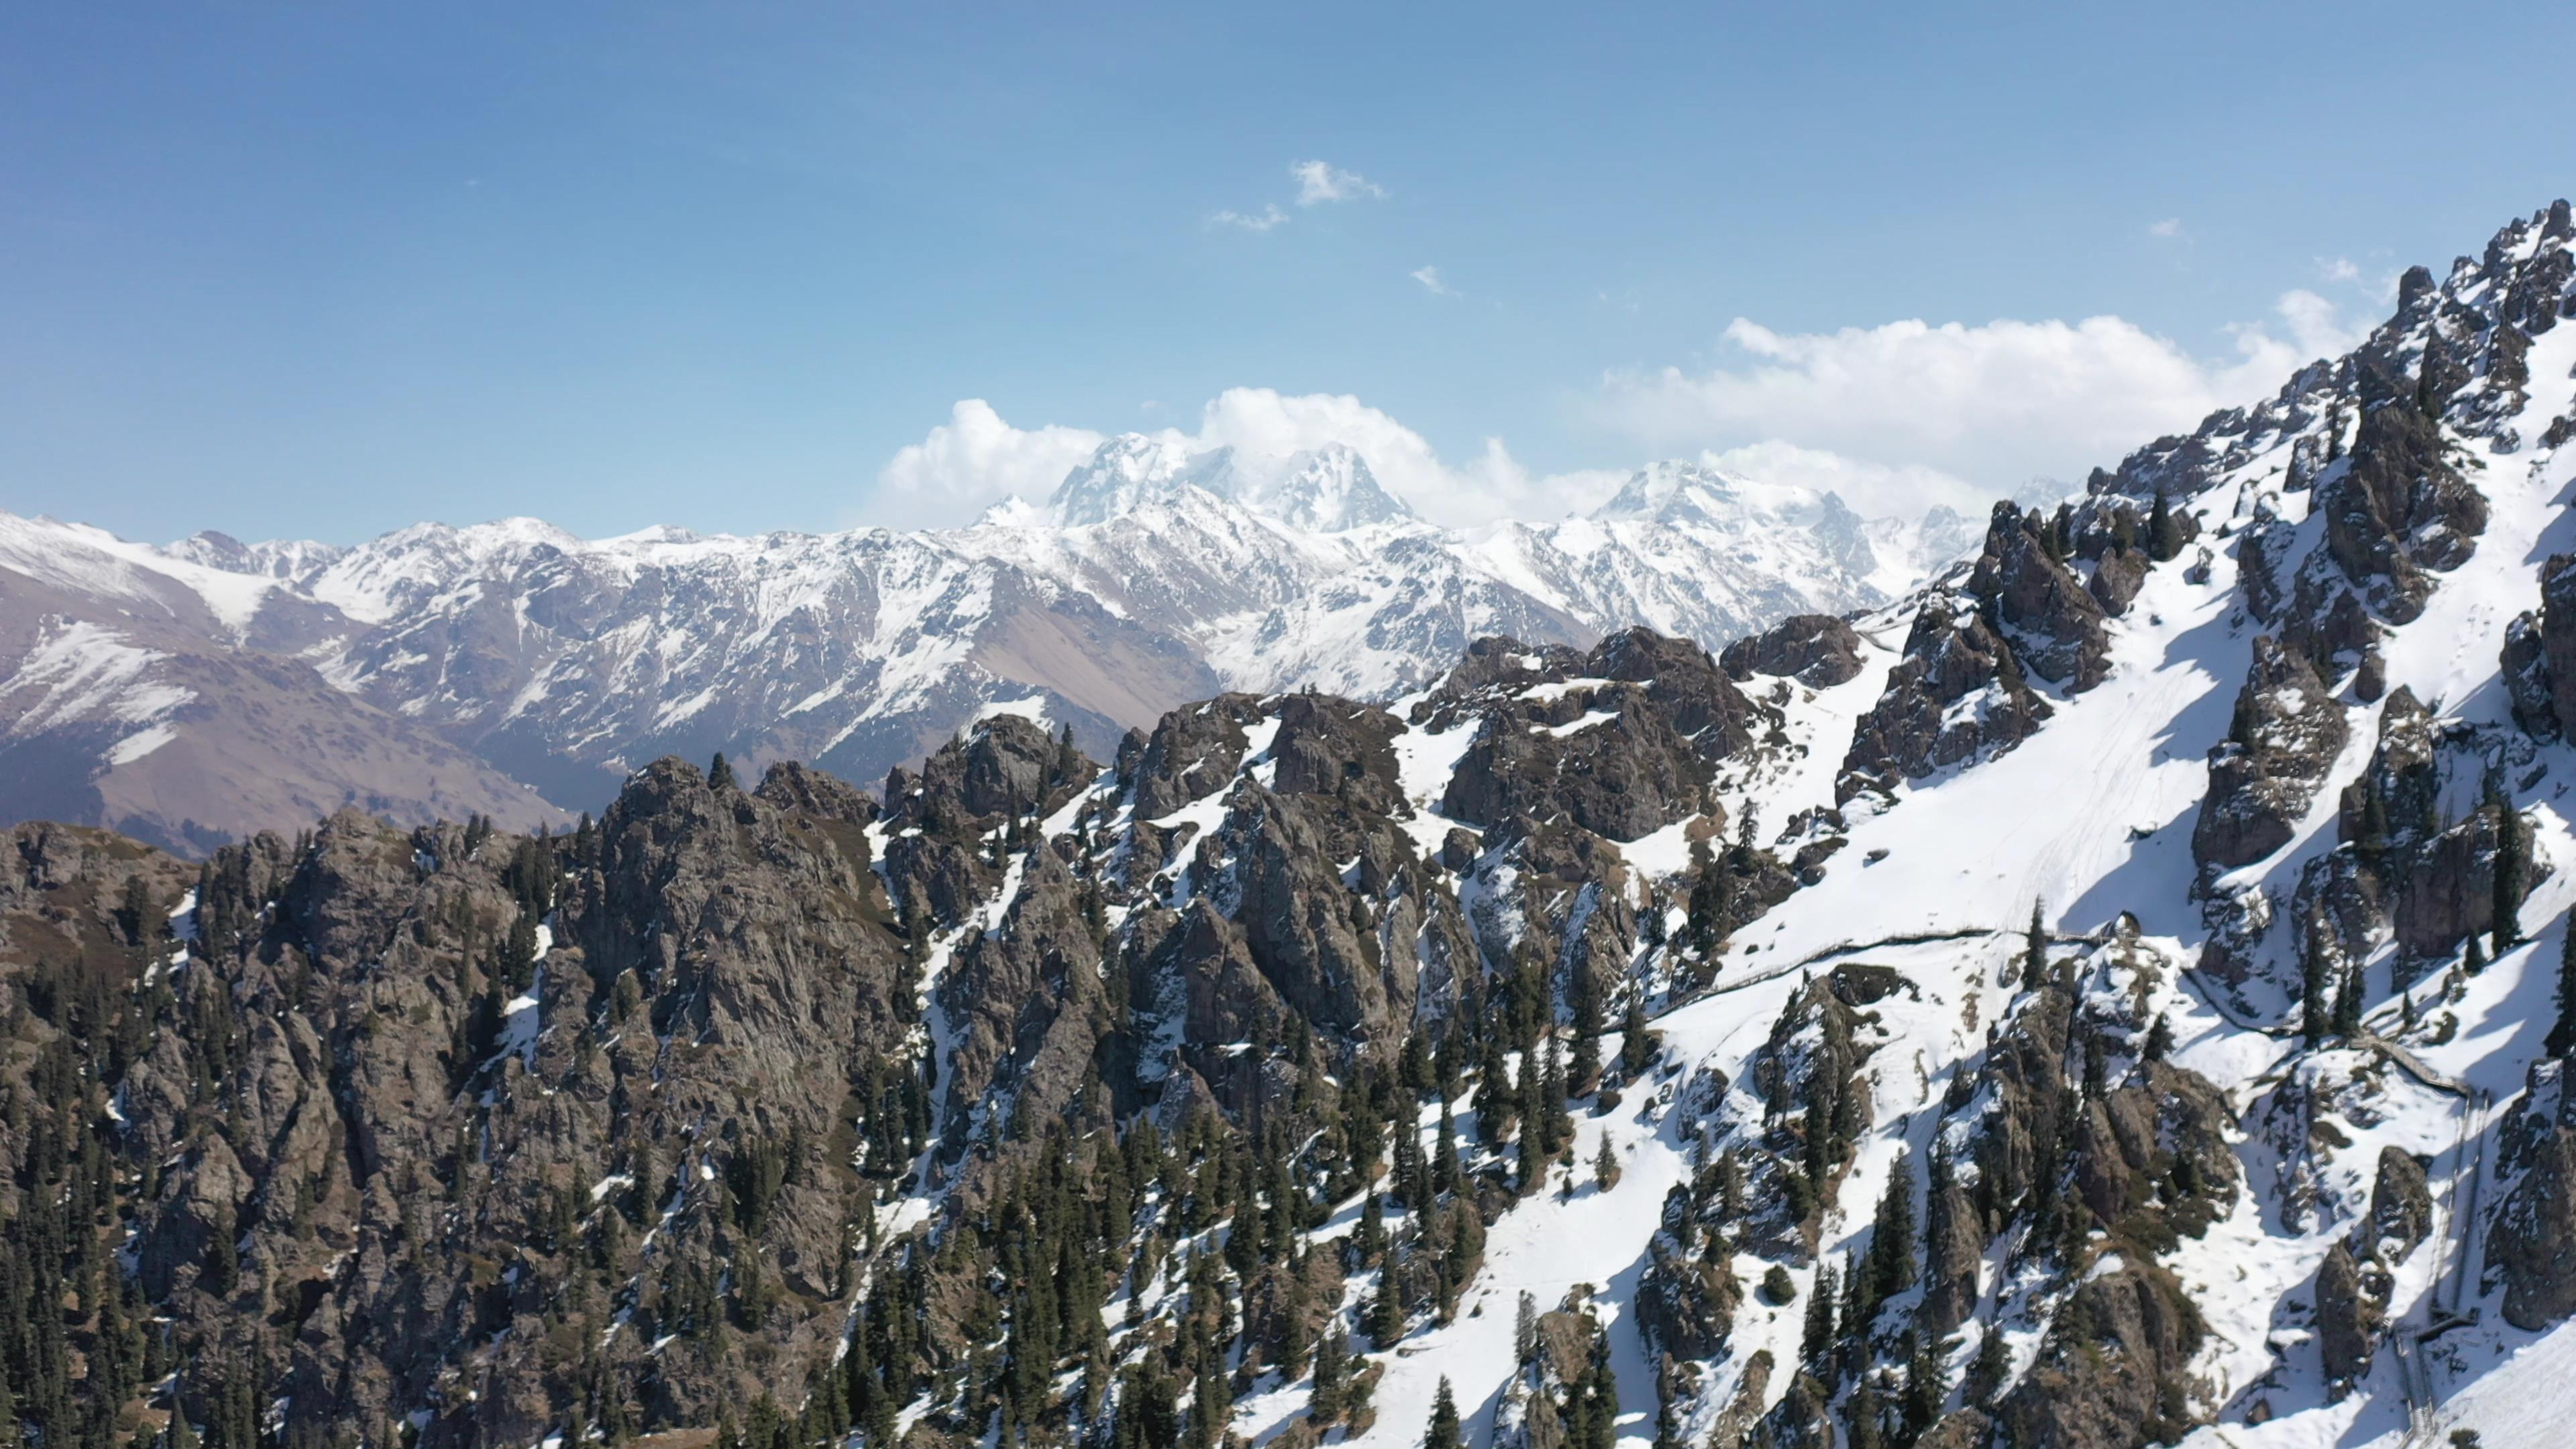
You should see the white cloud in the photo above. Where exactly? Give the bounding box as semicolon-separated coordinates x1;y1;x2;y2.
1410;265;1458;298
1590;294;2361;497
865;390;1605;531
2320;255;2363;284
2149;217;2186;239
1209;203;1287;233
870;400;1108;529
1697;440;1988;521
1290;160;1385;206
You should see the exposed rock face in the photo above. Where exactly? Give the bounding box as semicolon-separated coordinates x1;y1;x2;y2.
2315;1242;2373;1394
1719;613;1866;688
1635;1189;1741;1360
1967;502;2111;691
2280;358;2488;672
2365;1146;2434;1261
2489;1065;2576;1330
1838;595;2051;798
2544;553;2576;735
106;759;934;1448
1917;1168;1984;1336
2192;637;2348;873
1995;1264;2208;1449
1438;629;1761;842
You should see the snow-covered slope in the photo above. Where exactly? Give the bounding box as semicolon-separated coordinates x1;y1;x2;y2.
0;436;1962;841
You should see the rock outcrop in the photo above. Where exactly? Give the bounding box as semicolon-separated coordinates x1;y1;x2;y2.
2192;637;2348;873
1719;613;1866;688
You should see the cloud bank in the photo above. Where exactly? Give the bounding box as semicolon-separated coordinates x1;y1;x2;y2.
867;289;2376;533
1587;289;2367;506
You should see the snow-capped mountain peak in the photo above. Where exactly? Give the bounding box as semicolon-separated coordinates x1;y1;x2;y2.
1238;443;1414;532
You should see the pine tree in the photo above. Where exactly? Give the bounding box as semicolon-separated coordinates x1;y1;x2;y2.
1371;1246;1407;1346
1801;1263;1839;1364
1515;1291;1540;1367
2494;802;2527;953
2147;488;2185;561
1868;1152;1917;1300
1432;1101;1462;1197
1966;1324;2010;1407
2333;963;2365;1038
1425;1377;1461;1449
1900;1330;1949;1439
2021;900;2048;990
1686;838;1731;956
2143;1012;2174;1063
1592;1134;1620;1191
1356;1191;1386;1264
1309;1323;1346;1424
708;751;737;791
1619;998;1654;1078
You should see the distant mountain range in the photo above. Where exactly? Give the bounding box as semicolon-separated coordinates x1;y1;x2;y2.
0;443;1976;851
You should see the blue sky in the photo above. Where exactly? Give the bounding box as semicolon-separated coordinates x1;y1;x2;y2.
5;2;2573;542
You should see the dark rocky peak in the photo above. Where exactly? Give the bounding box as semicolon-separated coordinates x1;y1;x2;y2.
1967;500;2112;691
2281;355;2486;671
1412;634;1589;727
1838;589;2051;800
1421;629;1769;843
2328;686;2442;851
885;711;1091;833
2504;552;2576;741
1265;690;1407;814
1719;613;1864;688
2191;636;2348;875
1122;692;1271;820
751;757;880;826
1588;626;1765;753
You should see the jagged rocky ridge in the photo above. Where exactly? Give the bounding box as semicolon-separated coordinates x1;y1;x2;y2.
1;200;2575;1449
0;449;1971;856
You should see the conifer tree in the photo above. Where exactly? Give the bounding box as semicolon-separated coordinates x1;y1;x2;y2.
1867;1152;1917;1300
1433;1101;1462;1197
1309;1323;1346;1424
1425;1377;1461;1449
2333;963;2365;1038
1686;838;1731;957
708;751;737;791
2143;1012;2174;1063
1966;1324;2010;1407
1619;998;1654;1078
2148;488;2185;561
1802;1263;1840;1364
1593;1134;1620;1191
2494;801;2527;953
2021;900;2048;991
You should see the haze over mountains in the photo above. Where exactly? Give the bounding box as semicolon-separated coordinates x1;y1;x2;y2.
0;438;1978;853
